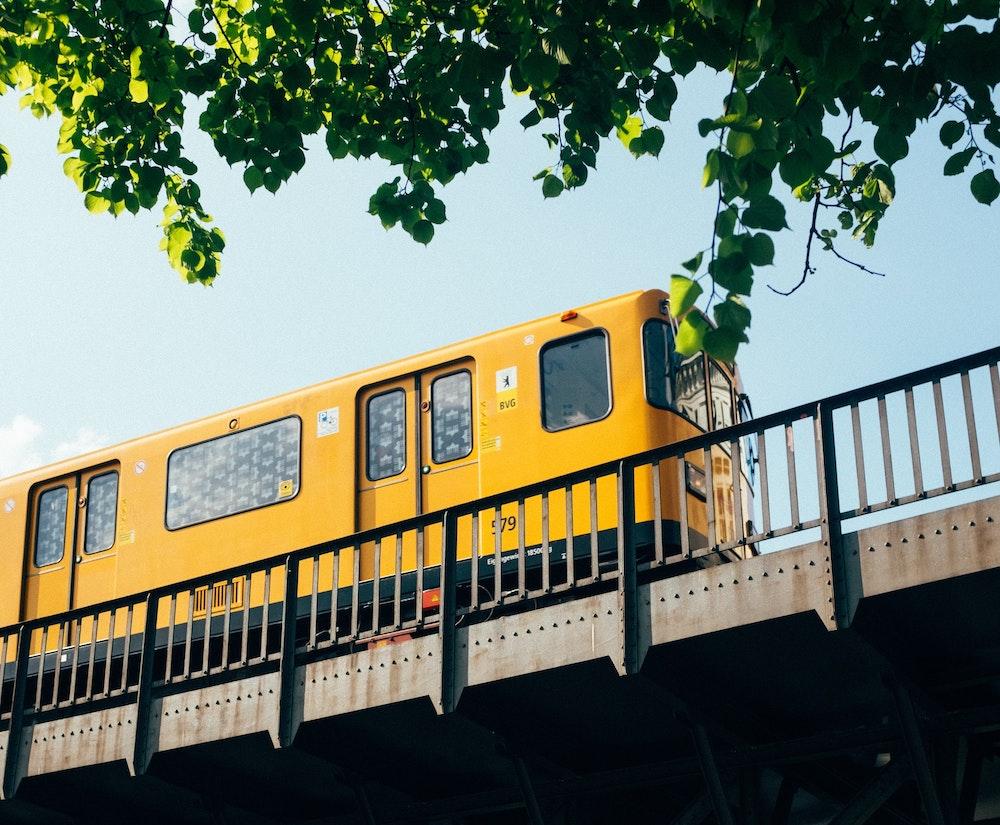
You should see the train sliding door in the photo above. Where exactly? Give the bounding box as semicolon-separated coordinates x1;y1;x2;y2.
22;464;120;623
356;360;478;580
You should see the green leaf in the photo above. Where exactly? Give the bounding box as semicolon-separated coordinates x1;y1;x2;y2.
779;148;812;187
0;144;10;177
754;75;796;119
712;295;751;335
670;274;703;317
616;116;643;150
675;312;709;356
411;219;435;244
84;192;109;214
943;147;976;176
745;233;775;266
129;78;149;104
703;326;748;362
520;53;559;89
129;47;143;80
702;149;720;188
641;127;664;157
542;174;564;198
939;120;965;149
681;252;703;274
646;75;677;121
970;169;1000;205
727;130;755;159
425;198;447;224
715;205;737;238
519;108;542;129
742;195;787;231
873;126;908;164
243;166;264;192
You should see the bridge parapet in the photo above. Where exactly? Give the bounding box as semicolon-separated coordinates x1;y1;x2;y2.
2;347;1000;824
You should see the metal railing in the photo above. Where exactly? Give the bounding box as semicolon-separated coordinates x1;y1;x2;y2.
2;345;999;790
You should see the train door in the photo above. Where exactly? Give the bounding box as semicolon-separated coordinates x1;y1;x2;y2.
23;465;120;621
356;359;479;533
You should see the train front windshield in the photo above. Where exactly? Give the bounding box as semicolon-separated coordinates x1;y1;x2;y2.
642;319;737;431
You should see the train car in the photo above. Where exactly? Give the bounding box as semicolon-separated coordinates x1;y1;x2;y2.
0;289;752;634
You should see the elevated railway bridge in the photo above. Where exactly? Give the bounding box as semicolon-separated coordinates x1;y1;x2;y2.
3;347;1000;825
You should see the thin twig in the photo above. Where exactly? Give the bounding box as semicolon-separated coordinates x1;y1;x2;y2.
768;193;820;295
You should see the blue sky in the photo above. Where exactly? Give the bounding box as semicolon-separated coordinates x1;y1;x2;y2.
0;68;997;478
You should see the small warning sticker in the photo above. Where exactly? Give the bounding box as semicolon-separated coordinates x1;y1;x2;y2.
482;436;502;453
317;407;340;437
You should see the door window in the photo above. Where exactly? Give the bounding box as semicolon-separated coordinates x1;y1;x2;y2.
431;371;472;463
367;389;407;481
35;486;68;567
84;471;119;554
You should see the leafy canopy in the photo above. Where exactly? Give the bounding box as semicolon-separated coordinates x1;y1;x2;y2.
1;0;998;358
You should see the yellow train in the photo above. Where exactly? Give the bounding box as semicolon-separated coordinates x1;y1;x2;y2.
0;289;750;631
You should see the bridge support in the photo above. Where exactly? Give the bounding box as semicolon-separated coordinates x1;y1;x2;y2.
891;681;947;825
1;627;30;801
690;721;734;825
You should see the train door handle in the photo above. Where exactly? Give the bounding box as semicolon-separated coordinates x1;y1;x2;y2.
422;465;431;475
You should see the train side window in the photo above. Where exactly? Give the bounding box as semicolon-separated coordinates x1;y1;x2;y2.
642;320;676;408
84;471;118;554
540;330;612;432
166;416;301;530
675;354;710;430
34;486;68;567
367;389;406;481
709;362;734;429
432;371;472;463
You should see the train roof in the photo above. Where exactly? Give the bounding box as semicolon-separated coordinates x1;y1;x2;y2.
0;289;666;486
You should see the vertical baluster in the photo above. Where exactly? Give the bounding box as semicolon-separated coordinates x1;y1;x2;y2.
932;379;953;490
541;493;551;591
221;579;233;670
677;457;690;558
589;479;599;579
415;529;425;626
102;610;116;697
757;432;771;536
517;499;526;598
565;485;575;585
470;514;480;611
990;363;1000;443
309;553;319;649
35;625;49;710
50;621;65;707
165;593;177;681
371;538;382;634
201;585;213;676
493;505;502;603
877;395;896;504
240;575;251;664
784;424;800;528
67;617;82;704
651;462;664;564
0;634;8;712
731;439;744;545
905;388;924;498
961;371;983;482
393;532;403;629
329;551;340;643
183;589;195;676
704;446;717;550
260;568;272;660
350;544;360;639
119;605;133;692
851;402;868;512
85;613;98;699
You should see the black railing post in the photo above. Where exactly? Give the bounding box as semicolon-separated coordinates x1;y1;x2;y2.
277;555;300;748
132;593;160;776
2;625;31;799
440;510;459;714
618;460;639;676
817;402;858;629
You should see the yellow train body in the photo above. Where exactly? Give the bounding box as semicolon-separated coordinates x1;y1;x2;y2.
0;289;748;634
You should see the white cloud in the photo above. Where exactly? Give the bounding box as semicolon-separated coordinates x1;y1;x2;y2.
0;416;109;480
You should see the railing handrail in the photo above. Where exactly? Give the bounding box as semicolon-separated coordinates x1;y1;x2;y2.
2;343;998;641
